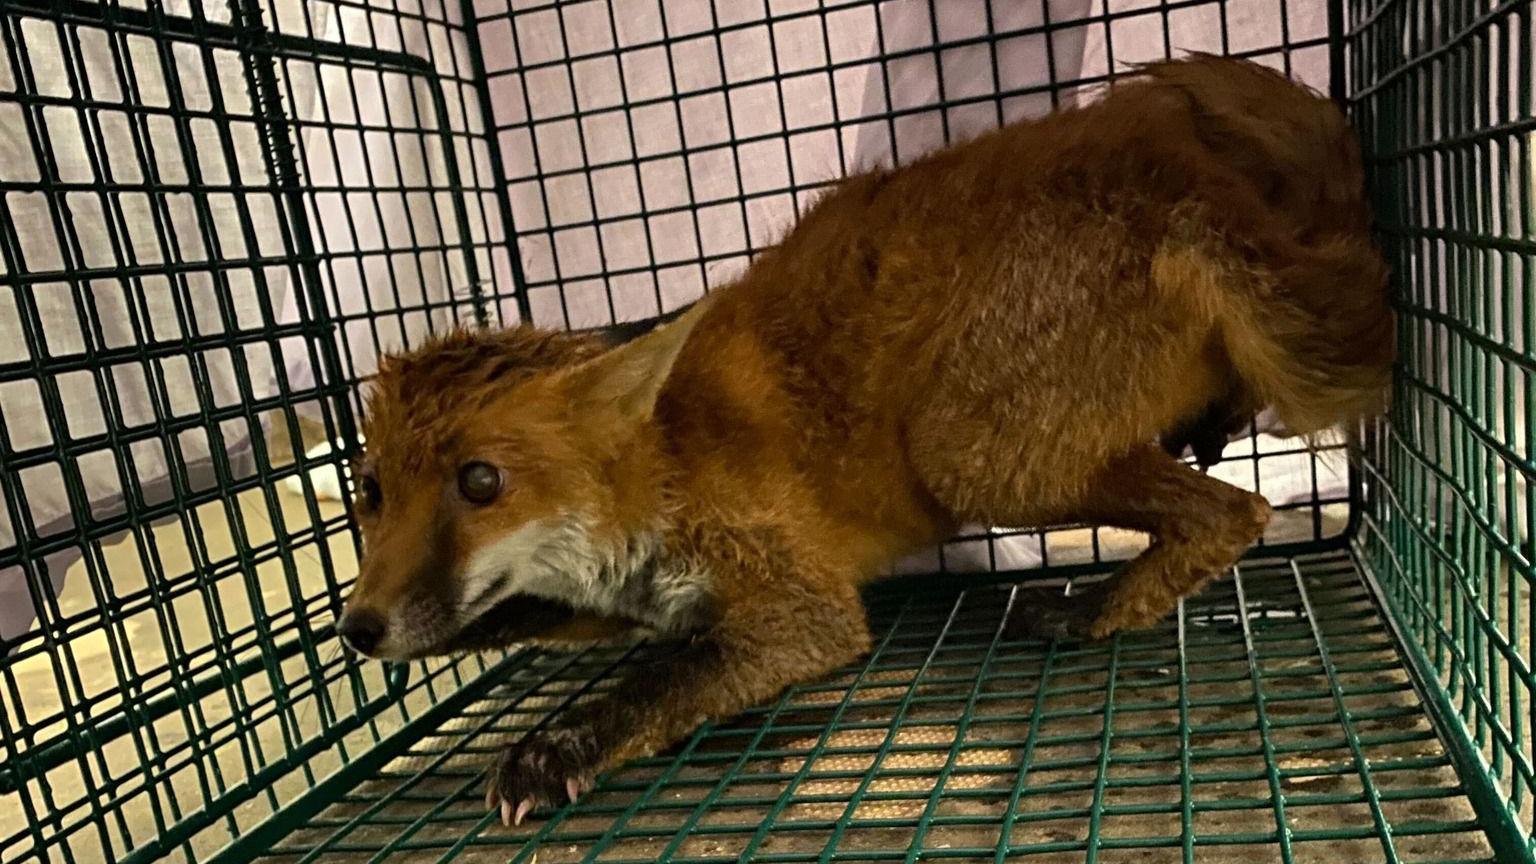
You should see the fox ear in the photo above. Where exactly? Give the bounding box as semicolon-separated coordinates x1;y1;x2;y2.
560;297;711;423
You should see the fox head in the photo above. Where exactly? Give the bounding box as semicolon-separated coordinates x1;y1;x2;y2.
336;304;711;660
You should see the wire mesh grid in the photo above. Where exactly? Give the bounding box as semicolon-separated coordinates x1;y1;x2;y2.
1348;0;1536;852
0;0;1527;862
0;0;513;860
238;552;1492;863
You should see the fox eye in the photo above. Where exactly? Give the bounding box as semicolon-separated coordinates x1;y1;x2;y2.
357;472;382;513
458;461;502;504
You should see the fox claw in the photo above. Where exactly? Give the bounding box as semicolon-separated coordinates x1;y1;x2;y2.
486;725;602;828
488;792;538;827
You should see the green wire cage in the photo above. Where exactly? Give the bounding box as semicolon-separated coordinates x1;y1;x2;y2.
0;0;1531;861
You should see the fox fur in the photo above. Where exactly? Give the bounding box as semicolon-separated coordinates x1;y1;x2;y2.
340;54;1392;824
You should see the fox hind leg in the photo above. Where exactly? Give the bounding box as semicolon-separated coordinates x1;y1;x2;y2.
1009;445;1271;641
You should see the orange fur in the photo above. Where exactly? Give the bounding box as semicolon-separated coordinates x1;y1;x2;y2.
341;55;1393;819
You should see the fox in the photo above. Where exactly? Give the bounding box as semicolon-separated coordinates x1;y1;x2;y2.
337;54;1393;826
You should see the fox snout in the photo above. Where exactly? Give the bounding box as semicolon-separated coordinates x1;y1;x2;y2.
338;582;580;661
336;607;386;656
339;521;590;660
337;504;455;658
337;563;450;660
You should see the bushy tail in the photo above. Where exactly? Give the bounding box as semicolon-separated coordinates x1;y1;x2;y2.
1138;53;1395;437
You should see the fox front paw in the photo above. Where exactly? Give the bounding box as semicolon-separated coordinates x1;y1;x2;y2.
485;725;602;827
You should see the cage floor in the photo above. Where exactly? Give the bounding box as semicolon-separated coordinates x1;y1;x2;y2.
242;551;1498;864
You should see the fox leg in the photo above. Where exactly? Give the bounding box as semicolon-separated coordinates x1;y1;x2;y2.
485;578;870;825
1011;445;1271;641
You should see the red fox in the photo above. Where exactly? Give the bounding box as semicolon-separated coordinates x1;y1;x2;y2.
336;54;1392;826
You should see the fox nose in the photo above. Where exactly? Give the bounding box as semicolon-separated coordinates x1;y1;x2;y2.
337;609;386;656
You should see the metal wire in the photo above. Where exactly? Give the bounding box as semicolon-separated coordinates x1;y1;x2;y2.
240;553;1494;863
0;0;1527;861
1350;0;1536;856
